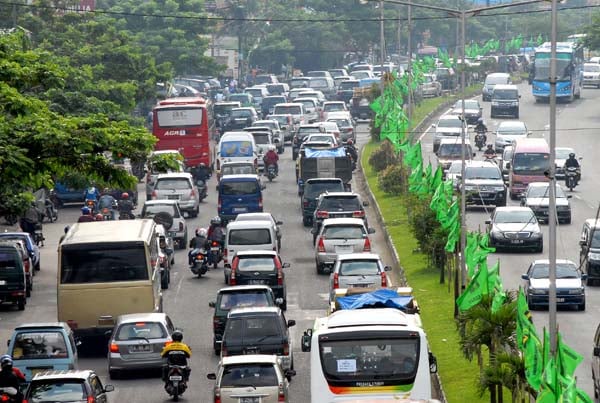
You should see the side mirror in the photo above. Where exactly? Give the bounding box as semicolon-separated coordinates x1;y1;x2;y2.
431;124;437;128
429;352;438;373
275;297;284;305
582;273;588;281
287;320;296;328
285;369;297;378
384;266;392;272
362;201;369;207
579;239;587;246
472;152;476;158
283;262;291;268
485;219;491;225
521;274;529;280
207;373;217;380
104;385;115;393
567;195;572;199
506;163;511;169
528;131;532;136
104;329;113;338
594;347;600;357
7;339;10;347
209;301;216;308
261;184;267;190
281;125;288;130
368;227;376;234
301;329;313;352
276;220;283;225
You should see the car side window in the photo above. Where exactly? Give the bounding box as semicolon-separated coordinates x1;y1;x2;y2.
90;375;104;395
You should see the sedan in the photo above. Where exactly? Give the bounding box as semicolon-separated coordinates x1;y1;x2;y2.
107;313;175;379
494;121;531;152
450;99;482;124
486;206;543;252
520;182;572;224
329;253;391;302
522;259;586;311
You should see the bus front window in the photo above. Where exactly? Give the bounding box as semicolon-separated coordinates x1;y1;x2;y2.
512;153;550;175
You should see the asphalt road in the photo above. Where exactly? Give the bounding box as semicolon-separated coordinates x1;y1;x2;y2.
419;81;600;397
0;124;396;402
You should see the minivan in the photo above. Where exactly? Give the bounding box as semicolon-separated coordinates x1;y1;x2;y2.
490;84;520;118
482;72;511;101
216;131;258;174
0;242;26;311
218;174;264;223
223;220;277;268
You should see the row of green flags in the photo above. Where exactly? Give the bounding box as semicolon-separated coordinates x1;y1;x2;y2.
369;65;592;402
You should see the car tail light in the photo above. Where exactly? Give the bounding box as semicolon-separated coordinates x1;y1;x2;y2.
259;197;263;209
230;267;236;285
179;222;184;231
278;384;286;402
316;210;329;219
24;259;30;273
67;320;78;329
317;237;325;253
151;190;157;200
21;400;28;403
254;158;258;168
381;272;388;287
214;387;221;403
221;346;227;356
164;341;173;348
159;255;165;265
363;237;371;252
303;200;309;208
277;268;284;285
223;248;228;264
213;318;219;330
190;188;196;198
333;273;339;289
352;210;365;218
109;343;119;353
212;241;219;247
87;396;96;403
216;159;220;170
283;341;289;356
293;136;298;144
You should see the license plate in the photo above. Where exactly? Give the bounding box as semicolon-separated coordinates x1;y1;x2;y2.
249;279;266;285
0;280;5;285
351;283;372;288
167;231;177;237
244;348;258;355
167;195;179;200
511;239;524;244
240;398;259;403
169;375;183;381
233;207;248;213
479;193;491;198
557;298;565;303
130;345;152;353
211;247;220;251
335;245;353;254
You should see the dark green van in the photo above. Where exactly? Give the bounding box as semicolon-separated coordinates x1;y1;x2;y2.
0;242;27;310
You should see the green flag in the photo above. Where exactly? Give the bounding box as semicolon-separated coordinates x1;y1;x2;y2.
489;261;506;313
440;200;459;230
524;330;544;390
465;232;480;278
557;333;583;378
404;141;422;168
516;288;535;351
456;260;489;311
540;356;561;398
429;166;443;193
575;389;593;403
444;219;460;252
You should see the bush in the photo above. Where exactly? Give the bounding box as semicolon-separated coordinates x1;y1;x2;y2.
406;194;448;268
378;164;406;195
368;140;397;173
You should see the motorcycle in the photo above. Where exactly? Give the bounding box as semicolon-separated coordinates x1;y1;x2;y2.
34;222;45;247
0;386;20;403
474;131;487;151
208;240;223;269
85;199;97;214
190;247;209;277
118;211;135;220
164;364;188;401
565;166;580;191
266;164;277;182
44;197;58;223
196;179;208;202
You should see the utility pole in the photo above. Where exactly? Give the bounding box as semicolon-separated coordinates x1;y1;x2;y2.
407;1;412;125
459;10;467;291
380;1;385;65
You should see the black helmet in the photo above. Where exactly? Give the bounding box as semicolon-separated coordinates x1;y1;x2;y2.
171;330;183;342
0;355;12;370
477;117;484;124
487;144;493;149
569;152;575;158
210;216;222;226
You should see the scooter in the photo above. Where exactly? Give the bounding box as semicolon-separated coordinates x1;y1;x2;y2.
34;222;45;247
0;387;20;403
266;164;277;182
190;248;209;277
208;240;223;269
196;179;208;202
164;364;188;401
565;166;580;191
474;131;486;151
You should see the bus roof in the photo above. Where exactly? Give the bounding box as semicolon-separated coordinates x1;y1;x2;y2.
61;220;157;246
512;138;550;153
157;96;206;106
317;308;422;331
535;42;580;53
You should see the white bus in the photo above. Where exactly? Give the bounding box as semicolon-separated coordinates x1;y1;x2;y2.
301;307;436;402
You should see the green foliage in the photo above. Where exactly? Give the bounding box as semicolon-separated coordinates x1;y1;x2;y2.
148;152;184;173
584;12;600;50
368;140;397;173
377;163;406;195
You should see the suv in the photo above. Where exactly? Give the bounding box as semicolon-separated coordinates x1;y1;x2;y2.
311;192;368;244
337;79;360;103
209;285;280;355
221;307;296;371
151;172;199;217
0;242;26;311
0;232;40;271
301;178;345;226
432;114;466;153
490;84;520;118
223;107;259;132
229;251;290;310
24;370;114;402
579;218;600;286
140;200;188;249
436;138;474;171
462;161;507;207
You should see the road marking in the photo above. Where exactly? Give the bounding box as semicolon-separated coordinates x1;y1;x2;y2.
418;124;433;142
173;272;184;305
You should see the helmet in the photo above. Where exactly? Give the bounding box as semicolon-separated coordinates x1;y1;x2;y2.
95;214;104;221
199;162;206;168
268;145;276;152
569;153;576;158
346;139;354;145
477;117;484;124
210;216;222;226
81;206;91;215
171;330;183;342
487;144;493;149
195;228;207;237
0;355;12;369
103;188;110;194
121;192;129;199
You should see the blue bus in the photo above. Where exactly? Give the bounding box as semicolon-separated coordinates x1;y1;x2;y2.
531;41;584;102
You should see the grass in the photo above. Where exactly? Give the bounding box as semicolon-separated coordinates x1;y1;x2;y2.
361;90;490;403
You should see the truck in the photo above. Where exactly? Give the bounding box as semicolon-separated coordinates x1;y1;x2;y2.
297;146;353;196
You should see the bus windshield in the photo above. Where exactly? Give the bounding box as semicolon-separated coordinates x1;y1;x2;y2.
512;153;550;175
156;107;203;128
319;332;420;385
534;53;572;81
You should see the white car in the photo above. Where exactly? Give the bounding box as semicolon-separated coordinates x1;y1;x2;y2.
583;63;600;88
554;146;576;180
494;121;531;152
234;212;283;250
321;101;349;121
432;114;466;153
329;253;392;302
306;133;338;146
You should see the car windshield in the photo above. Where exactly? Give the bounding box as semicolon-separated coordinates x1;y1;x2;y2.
220;363;279;388
497;124;526;135
245;89;263;97
448;162;463;174
590;231;600;249
228;229;272;245
0;251;19;271
486;76;508;85
465;166;502;180
584;64;600;72
329;119;351;127
454;100;479;109
512;153;550;175
237;257;276;272
28;380;86;402
534;54;572;81
438;144;465;158
527;185;566;199
12;331;68;360
340;81;359;90
503;149;514;160
226;316;282;341
297;100;315;109
155;178;191;190
494;210;536;224
221;181;257;195
229;95;250;103
221;165;255;176
437;119;462;128
116;322;166;341
231;109;252;118
323;225;365;239
266;84;285;94
555;148;573;160
324;103;346;112
274;105;301;115
218;291;271;310
297;127;322;136
339;260;380;275
143;204;177;217
214;104;237;116
308;135;334;143
262;97;286;107
270;116;289;126
530;263;578;279
320;197;361;211
289;78;310;88
305;182;343;198
493;89;518;99
252;133;270;144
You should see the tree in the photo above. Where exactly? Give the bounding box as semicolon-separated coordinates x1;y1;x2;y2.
584;12;600;50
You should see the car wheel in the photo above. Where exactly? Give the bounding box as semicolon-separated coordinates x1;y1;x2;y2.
161;271;169;290
17;297;25;311
109;369;120;380
579;300;586;311
302;216;312;227
180;233;188;250
316;263;323;275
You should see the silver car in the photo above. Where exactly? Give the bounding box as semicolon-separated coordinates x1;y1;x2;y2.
141;200;188;249
151;172;199;217
207;355;294;403
494;121;531;152
235;212;283;250
107;313;176;378
329;253;391;301
315;218;375;274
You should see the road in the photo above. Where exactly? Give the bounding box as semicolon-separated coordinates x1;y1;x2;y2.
419;81;600;396
0;125;396;402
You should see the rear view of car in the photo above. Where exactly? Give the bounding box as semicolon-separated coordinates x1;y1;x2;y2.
151;173;199;217
329;254;391;300
300;178;345;226
218;175;264;223
24;370;114;402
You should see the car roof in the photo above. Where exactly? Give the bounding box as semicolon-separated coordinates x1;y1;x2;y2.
143;200;178;206
584;218;600;228
439;138;472;145
306;177;343;183
32;370;96;381
232;107;255;111
218;285;273;294
227;220;272;229
438;114;462;120
493;84;518;90
322;218;367;226
298;123;323;128
320;192;359;198
156;172;193;180
0;232;32;240
487;72;510;78
465;160;500;168
15;322;71;331
531;259;576;266
274;102;303;107
221;161;254;167
116;312;169;325
228;306;281;316
254;120;277;125
235;250;278;258
236;212;274;221
336;253;382;261
494;206;534;213
220;174;261;181
497;120;526;128
221;354;279;366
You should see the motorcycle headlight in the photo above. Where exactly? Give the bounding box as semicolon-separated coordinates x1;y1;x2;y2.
588;252;600;261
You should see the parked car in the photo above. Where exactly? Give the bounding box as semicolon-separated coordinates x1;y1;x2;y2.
207;355;294;402
520;182;572;224
6;239;33;297
494;121;531;152
312;192;368;244
221;307;295;371
209;285;281;355
314;218;375;275
0;232;40;271
522;259;586;311
24;370;114;401
486;206;543;252
151;172;199;217
329;253;391;300
0;243;27;311
107;313;175;378
140;200;188;249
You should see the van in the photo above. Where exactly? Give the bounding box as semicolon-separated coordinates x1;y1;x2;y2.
0;243;27;311
579;219;600;285
490;84;520;118
216;131;258;174
436;138;474;171
218;174;265;224
57;220;163;340
223;220;277;268
482;72;511;101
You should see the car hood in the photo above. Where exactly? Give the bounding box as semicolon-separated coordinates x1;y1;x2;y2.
530;278;582;289
526;197;570;207
464;179;504;187
494;222;539;232
435;127;462;134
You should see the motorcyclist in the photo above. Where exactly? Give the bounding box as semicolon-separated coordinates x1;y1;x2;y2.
474;118;488;144
345;139;358;169
83;185;100;213
188;228;209;265
77;206;95;223
263;146;279;176
94;213;104;221
117;193;135;220
0;356;24;383
564;152;581;181
0;356;23;403
97;188;117;220
190;163;211;183
19;203;39;240
160;330;192;382
484;144;496;159
207;216;225;244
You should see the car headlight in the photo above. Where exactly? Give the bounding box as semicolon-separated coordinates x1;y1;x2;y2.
588;252;600;261
491;101;499;106
490;229;504;238
511;102;519;106
530;288;547;295
494;187;505;192
464;185;477;192
568;288;583;295
530;232;543;238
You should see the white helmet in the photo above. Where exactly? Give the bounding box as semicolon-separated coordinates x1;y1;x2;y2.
268;145;276;152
